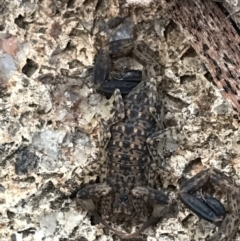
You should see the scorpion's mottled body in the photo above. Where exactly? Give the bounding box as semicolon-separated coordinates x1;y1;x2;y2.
108;87;155;185
105;80;164;219
77;40;169;238
77;21;240;239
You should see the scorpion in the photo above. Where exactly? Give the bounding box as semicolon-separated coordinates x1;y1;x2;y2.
77;20;240;240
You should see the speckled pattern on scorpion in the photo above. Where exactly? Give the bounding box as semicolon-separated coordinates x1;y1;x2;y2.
77;19;240;240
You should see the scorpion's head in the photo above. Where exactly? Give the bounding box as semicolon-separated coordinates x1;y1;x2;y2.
113;192;135;217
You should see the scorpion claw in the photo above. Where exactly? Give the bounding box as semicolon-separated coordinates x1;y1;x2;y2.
93;42;142;97
179;168;240;239
92;48;111;87
179;193;225;223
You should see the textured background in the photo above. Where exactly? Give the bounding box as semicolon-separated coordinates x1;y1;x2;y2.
0;0;240;240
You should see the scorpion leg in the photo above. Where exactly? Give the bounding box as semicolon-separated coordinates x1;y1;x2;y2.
109;38;133;57
142;63;164;128
179;168;240;240
98;88;126;217
83;88;124;178
144;73;172;176
119;186;169;239
82;115;110;178
108;88;125;125
77;183;112;207
84;116;109;173
97;87;126;217
208;191;240;241
77;183;112;220
133;41;158;66
146;128;175;179
131;198;148;222
78;87;128;236
77;184;128;236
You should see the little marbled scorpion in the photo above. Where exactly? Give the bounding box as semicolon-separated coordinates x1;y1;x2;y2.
77;20;240;240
